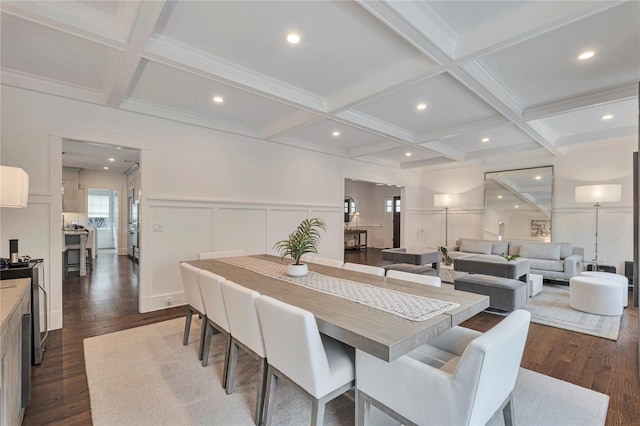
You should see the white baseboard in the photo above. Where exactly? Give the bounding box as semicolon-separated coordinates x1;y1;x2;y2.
140;291;186;313
48;309;63;330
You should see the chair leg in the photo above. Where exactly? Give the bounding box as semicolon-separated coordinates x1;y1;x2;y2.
503;393;515;426
311;397;327;426
222;334;232;389
255;358;268;426
183;307;194;346
198;314;207;361
355;389;369;426
262;365;278;426
225;340;239;395
201;322;213;367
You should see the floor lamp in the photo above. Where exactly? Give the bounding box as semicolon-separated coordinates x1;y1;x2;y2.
434;193;460;246
575;184;622;270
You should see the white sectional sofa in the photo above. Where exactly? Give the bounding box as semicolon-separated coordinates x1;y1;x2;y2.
449;238;584;281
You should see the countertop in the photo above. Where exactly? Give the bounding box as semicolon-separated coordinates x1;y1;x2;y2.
1;278;30;333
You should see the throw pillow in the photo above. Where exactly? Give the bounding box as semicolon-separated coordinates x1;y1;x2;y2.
459;239;493;255
519;243;561;261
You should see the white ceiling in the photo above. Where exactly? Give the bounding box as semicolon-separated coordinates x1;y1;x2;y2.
2;1;638;170
62;139;139;174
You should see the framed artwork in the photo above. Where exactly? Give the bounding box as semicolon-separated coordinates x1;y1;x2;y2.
531;219;551;238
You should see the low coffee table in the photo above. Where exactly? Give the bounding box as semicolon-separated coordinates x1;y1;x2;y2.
453;255;530;283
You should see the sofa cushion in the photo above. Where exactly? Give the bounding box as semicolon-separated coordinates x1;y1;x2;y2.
491;241;509;256
519;243;561;261
459;239;493;255
528;259;564;272
558;242;573;259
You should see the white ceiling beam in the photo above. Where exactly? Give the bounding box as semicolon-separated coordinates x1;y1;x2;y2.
555;125;638;147
144;37;326;112
105;1;167;108
455;1;626;60
1;69;106;104
261;111;323;140
400;157;454;169
523;82;639;121
414;116;510;143
418;142;466;161
120;98;261;139
347;141;407;158
335;111;414;142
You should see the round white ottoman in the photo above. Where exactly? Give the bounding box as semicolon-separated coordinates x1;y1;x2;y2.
579;271;628;307
569;276;624;316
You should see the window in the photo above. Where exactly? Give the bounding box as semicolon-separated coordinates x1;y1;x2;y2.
88;194;110;229
386;199;393;213
395;198;401;212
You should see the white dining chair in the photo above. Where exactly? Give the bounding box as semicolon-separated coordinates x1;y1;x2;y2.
386;269;441;287
256;295;355;426
179;262;208;362
355;309;531;426
343;262;385;276
198;249;245;260
220;280;267;425
198;269;231;385
308;257;344;268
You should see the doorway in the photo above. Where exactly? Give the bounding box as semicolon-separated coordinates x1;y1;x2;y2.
344;179;402;251
88;189;118;250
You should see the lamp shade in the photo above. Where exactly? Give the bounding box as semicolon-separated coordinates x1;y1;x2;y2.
0;166;29;208
434;193;460;208
575;184;621;203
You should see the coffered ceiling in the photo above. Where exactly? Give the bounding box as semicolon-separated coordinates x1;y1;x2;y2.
2;1;638;169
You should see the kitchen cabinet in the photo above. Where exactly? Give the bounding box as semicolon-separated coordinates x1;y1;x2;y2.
0;278;31;426
62;177;77;212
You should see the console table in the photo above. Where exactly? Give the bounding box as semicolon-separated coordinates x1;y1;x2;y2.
344;229;367;250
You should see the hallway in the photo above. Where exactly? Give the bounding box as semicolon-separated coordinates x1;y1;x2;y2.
23;252;184;425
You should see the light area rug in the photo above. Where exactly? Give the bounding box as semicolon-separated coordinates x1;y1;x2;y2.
523;284;621;340
84;318;609;426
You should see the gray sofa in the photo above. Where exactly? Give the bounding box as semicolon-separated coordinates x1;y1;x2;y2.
449;238;583;281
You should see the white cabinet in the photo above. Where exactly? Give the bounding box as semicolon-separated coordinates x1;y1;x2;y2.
0;279;30;426
62;176;78;212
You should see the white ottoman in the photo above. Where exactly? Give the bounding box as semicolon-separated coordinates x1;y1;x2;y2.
529;273;543;297
579;271;628;307
569;276;624;316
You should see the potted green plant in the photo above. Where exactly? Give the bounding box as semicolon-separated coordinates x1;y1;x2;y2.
440;246;453;266
274;218;326;277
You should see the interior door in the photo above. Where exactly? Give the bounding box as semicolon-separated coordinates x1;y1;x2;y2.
393;196;401;248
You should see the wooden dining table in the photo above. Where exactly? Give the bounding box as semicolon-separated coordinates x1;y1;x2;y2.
190;255;489;362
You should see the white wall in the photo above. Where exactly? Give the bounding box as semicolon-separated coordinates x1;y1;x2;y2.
420;136;637;272
0;85;422;330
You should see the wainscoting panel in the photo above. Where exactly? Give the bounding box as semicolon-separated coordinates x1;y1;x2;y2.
147;205;214;296
215;207;267;255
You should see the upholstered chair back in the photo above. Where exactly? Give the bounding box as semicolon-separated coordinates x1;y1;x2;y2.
198;269;229;333
180;262;205;314
220;280;266;358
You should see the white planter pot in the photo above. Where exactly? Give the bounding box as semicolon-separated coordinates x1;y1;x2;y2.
286;263;308;277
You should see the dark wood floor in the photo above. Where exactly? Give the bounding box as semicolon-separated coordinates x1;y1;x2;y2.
22;251;184;425
23;249;639;425
346;248;640;425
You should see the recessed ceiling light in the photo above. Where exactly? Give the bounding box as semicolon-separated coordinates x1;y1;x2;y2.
212;96;224;103
498;195;503;199
481;137;490;143
514;205;519;208
535;176;541;180
116;147;122;150
332;131;340;137
103;166;109;170
578;51;595;60
108;158;115;162
602;114;613;120
405;152;412;157
416;103;427;111
286;33;301;44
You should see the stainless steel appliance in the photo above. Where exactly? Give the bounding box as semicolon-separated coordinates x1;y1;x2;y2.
0;261;47;365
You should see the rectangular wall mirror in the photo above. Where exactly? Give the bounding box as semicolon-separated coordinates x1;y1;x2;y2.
483;166;553;242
